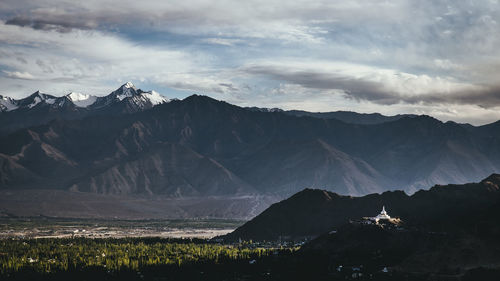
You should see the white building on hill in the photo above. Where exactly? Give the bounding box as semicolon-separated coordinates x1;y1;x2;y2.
372;206;391;222
357;206;401;226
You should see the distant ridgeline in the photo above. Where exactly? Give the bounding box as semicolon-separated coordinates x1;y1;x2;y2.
223;174;500;241
2;83;500;205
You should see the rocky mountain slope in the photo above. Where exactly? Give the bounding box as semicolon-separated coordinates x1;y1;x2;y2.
1;84;500;214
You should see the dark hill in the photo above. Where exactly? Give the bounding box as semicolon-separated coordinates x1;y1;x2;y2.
223;174;500;241
298;175;500;278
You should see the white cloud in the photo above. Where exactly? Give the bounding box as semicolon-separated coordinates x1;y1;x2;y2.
3;70;35;80
0;20;222;97
154;73;239;94
202;38;245;46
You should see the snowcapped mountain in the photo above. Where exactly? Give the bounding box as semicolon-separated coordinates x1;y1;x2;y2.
1;91;74;111
89;82;169;112
0;82;169;135
141;90;169;105
66;92;98;108
0;95;18;111
0;82;168;113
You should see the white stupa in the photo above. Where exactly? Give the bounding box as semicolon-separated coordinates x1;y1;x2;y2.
373;206;391;221
359;206;400;225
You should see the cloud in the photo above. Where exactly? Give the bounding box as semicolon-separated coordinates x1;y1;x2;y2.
3;70;35;80
241;61;500;107
406;86;500;109
202;38;245;46
154;73;239;94
16;57;28;64
0;20;222;97
5;16;97;32
0;1;331;42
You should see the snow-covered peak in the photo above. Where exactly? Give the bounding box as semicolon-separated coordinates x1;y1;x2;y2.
31;91;50;100
140;90;169;105
90;83;170;111
26;91;56;108
44;97;56;105
29;96;42;108
0;95;19;111
115;82;139;101
67;92;97;107
123;82;135;89
1;83;169;114
0;92;58;111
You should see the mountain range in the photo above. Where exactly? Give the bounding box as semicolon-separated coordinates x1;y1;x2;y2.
1;82;500;218
247;107;414;125
0;82;168;135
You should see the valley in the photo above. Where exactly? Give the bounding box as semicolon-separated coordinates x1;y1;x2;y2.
0;218;244;239
2;175;500;280
0;190;277;220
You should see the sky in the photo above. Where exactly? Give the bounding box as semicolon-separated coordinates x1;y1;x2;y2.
0;0;499;125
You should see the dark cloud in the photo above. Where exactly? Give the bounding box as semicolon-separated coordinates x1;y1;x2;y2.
243;65;500;108
16;57;27;64
36;59;54;74
404;87;500;109
219;83;238;92
5;16;97;32
243;65;398;103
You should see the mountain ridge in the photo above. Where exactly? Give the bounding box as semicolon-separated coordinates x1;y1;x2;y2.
0;82;168;135
1;85;500;219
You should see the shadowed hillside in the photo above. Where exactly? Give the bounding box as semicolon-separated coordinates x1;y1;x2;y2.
224;174;500;241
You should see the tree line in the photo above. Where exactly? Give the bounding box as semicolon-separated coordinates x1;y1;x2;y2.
0;237;288;275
